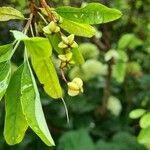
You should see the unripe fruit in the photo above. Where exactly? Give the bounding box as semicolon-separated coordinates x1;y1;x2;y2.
58;34;78;49
67;78;83;96
58;52;75;68
43;21;60;34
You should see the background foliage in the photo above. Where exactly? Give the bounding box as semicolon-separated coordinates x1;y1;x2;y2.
0;0;150;149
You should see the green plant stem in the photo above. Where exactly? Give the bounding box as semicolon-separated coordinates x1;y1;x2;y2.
38;12;48;24
61;98;70;124
30;24;35;37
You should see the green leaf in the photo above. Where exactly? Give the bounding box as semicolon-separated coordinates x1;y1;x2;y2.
140;113;150;129
4;65;28;145
0;44;13;63
58;129;95;150
48;34;64;54
113;50;128;83
21;61;55;146
24;37;52;57
113;62;126;83
56;3;122;25
118;33;143;50
0;7;25;21
24;38;63;99
60;18;96;37
11;30;29;41
129;109;146;119
72;48;85;65
138;127;150;149
32;58;63;99
0;61;11;101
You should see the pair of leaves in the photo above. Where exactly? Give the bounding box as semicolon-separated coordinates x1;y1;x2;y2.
137;111;150;146
0;7;25;21
118;33;143;50
11;30;63;99
4;60;55;146
129;109;150;148
0;44;13;101
54;3;122;38
2;31;55;146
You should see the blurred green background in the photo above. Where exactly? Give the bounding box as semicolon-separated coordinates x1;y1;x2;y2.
0;0;150;149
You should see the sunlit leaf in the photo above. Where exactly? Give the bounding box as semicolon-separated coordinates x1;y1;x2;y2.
56;3;122;25
118;34;143;50
113;63;126;83
60;18;96;37
0;44;13;63
0;61;11;101
21;61;55;146
129;109;146;119
24;38;63;99
138;127;150;149
72;48;85;65
140;113;150;129
0;7;25;21
11;30;29;41
48;34;64;54
4;65;28;145
32;57;63;99
24;37;52;57
113;50;128;83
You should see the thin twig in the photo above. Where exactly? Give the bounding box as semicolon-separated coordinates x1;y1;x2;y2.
30;24;35;37
38;11;49;24
40;0;55;21
60;69;68;83
23;13;34;34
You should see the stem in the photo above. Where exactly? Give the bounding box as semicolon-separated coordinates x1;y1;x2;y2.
30;24;35;37
38;12;48;24
40;0;55;21
23;13;34;34
92;36;106;51
94;25;113;116
101;59;113;115
61;98;70;124
34;22;39;36
11;13;34;57
10;41;20;58
60;69;68;83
